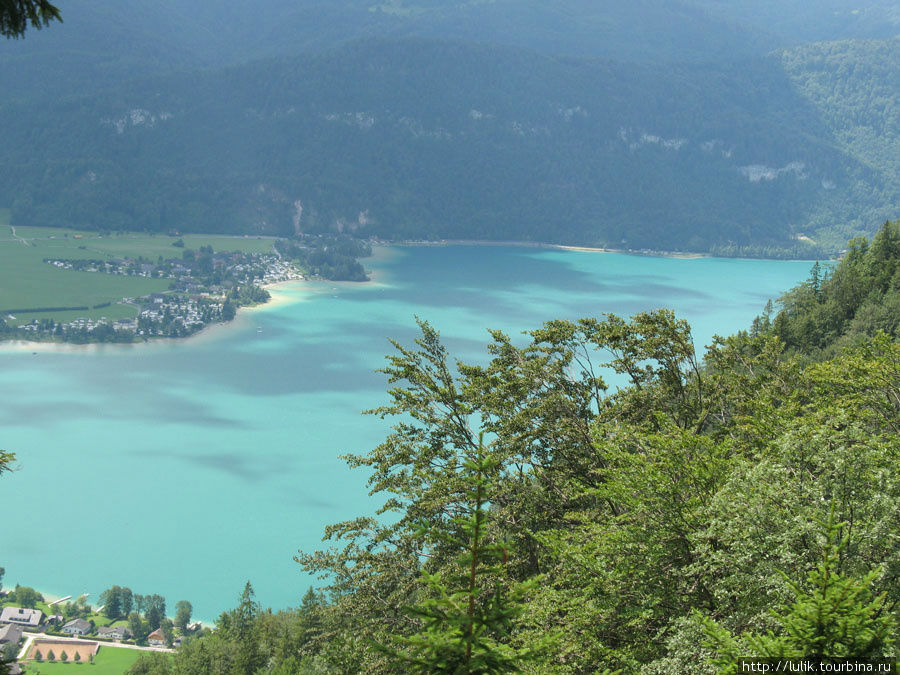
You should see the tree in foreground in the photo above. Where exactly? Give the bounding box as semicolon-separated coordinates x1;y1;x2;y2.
376;435;553;673
0;0;61;38
703;509;896;673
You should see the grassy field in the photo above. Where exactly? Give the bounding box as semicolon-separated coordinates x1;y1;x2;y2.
0;214;277;326
24;644;144;673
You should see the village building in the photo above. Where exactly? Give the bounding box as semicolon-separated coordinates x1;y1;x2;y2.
97;624;132;641
0;623;23;644
147;628;167;647
62;617;92;635
0;607;43;628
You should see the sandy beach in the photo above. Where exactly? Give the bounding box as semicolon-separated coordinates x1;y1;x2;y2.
0;277;313;353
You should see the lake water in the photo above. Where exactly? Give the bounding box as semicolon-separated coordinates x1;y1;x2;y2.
0;245;811;620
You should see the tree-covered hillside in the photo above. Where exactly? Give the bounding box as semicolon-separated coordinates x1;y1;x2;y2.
5;0;895;101
763;220;900;356
2;3;898;253
2;37;898;253
0;0;796;101
122;223;900;673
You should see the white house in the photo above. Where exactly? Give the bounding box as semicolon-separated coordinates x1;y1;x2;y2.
62;617;92;635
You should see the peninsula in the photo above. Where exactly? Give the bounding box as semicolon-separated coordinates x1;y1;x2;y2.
0;224;371;344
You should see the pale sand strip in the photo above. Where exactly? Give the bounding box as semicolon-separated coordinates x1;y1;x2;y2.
392;238;707;258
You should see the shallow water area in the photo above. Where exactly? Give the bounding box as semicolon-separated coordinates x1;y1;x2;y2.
0;245;810;619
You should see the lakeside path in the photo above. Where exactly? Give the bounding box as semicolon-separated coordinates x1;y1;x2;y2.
18;631;175;660
8;226;29;247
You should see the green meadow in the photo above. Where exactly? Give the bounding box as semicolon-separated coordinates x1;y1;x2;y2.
0;213;277;326
24;644;145;674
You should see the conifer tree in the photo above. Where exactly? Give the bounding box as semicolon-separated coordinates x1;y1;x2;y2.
703;508;896;673
0;0;61;38
377;434;553;673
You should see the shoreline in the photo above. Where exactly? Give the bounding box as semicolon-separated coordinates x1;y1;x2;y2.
0;240;795;352
2;585;215;627
0;241;399;351
390;238;821;262
0;277;310;353
389;238;708;259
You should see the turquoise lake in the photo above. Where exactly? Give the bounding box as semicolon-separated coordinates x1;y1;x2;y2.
0;245;812;620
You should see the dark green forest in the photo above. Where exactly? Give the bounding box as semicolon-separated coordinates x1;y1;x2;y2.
1;1;899;254
110;221;900;673
2;36;899;254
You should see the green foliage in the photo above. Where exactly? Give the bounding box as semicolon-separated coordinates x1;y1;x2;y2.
125;651;172;675
377;436;553;673
769;220;900;356
210;582;266;674
703;509;895;672
0;0;61;39
174;600;192;632
0;451;13;479
275;236;371;281
100;585;134;620
140;594;166;631
10;584;43;608
129;611;150;644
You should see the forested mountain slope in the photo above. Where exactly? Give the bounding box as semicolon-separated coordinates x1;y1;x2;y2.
778;38;900;245
696;0;900;45
0;0;795;101
2;37;898;252
764;220;900;355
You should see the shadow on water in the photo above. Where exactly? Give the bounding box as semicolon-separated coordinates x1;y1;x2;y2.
349;246;718;318
142;448;295;484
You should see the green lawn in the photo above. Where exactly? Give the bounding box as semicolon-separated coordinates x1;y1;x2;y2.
24;645;145;674
0;221;277;325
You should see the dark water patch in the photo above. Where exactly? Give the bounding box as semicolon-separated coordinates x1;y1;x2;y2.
0;400;98;427
143;449;293;483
